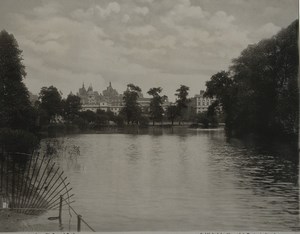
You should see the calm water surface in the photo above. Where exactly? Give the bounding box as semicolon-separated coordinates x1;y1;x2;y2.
28;128;299;231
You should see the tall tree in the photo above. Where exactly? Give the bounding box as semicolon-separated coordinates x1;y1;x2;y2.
166;105;177;126
229;20;298;135
121;84;142;124
0;30;36;130
206;20;299;137
175;85;190;125
63;93;81;122
39;86;62;124
205;71;236;128
147;87;164;125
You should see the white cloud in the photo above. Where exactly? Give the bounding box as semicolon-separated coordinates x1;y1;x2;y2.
139;0;154;3
208;11;235;30
95;2;121;18
127;25;156;36
122;14;130;23
39;32;62;42
160;1;249;50
71;8;94;20
134;6;149;16
180;28;211;47
33;2;61;17
152;35;177;49
264;6;280;16
168;0;208;22
71;2;121;21
20;37;68;56
254;22;281;39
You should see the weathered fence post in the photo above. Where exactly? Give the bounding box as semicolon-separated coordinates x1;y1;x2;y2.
11;156;15;208
59;195;63;223
1;149;3;193
77;214;82;232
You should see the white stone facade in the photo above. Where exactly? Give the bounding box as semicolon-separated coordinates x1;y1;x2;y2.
194;90;216;113
77;82;124;114
77;82;172;115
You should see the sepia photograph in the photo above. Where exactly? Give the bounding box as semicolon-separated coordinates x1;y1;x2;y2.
0;0;299;232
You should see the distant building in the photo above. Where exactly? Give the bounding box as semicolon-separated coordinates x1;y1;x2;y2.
77;83;104;112
193;90;216;114
77;82;173;115
77;82;123;114
102;82;124;114
138;96;151;113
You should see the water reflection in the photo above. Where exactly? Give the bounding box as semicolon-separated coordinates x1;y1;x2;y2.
207;131;299;230
35;128;299;231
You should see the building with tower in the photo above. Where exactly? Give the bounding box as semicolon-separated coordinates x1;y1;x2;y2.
77;82;124;114
76;82;171;115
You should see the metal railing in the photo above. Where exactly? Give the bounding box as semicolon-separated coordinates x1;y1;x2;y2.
0;151;95;232
0;196;95;232
48;195;95;232
0;151;73;215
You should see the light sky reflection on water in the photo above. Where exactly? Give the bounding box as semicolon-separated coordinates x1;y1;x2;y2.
30;128;299;231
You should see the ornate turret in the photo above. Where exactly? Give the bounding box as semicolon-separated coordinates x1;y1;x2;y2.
103;82;118;96
102;82;121;103
78;82;87;95
76;82;123;113
87;84;93;92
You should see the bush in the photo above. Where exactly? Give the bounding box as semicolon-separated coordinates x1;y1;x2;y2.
138;116;150;128
72;117;88;131
0;128;39;153
113;115;125;127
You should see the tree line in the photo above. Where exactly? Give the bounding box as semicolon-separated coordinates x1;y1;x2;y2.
34;83;195;130
205;20;298;137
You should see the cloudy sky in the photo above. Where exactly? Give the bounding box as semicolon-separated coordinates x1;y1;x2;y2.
0;0;298;100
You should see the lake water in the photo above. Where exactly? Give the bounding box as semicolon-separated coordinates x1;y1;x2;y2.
26;127;299;231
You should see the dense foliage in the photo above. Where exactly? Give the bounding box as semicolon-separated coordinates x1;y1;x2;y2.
206;20;299;137
0;30;40;153
63;94;81;122
0;128;39;153
38;86;63;125
166;105;177;126
121;84;143;124
175;85;190;124
0;30;37;131
147;87;165;125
